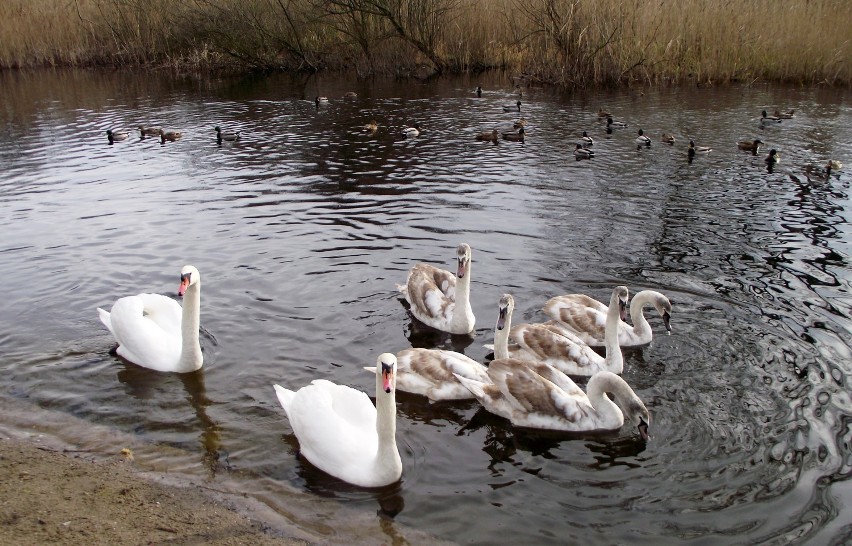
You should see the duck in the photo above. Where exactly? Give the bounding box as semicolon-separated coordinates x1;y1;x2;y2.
826;159;842;177
365;347;488;402
661;133;676;144
97;265;203;373
574;143;594;159
274;353;402;488
597;108;612;118
765;149;780;165
159;130;182;143
215;126;240;143
513;118;527;129
475;85;482;97
363;120;379;133
761;110;782;125
315;96;329;107
737;139;764;155
454;362;650;438
475;129;499;143
606;117;628;128
490;290;626;376
343;91;358;99
501;126;525;142
688;139;712;154
579;131;594;146
138;126;161;138
543;288;672;348
106;130;129;144
503;100;522;112
774;108;795;119
397;243;475;335
402;125;421;138
635;129;652;147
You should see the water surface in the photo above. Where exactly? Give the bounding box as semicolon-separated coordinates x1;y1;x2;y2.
1;69;851;544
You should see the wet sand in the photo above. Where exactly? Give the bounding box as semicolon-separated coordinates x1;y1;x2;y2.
0;437;307;545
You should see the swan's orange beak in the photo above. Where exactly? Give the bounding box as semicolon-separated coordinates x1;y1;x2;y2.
178;273;190;296
380;361;394;393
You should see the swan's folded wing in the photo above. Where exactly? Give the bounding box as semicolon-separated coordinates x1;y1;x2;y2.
511;324;603;372
400;349;488;383
411;263;457;298
489;360;592;424
135;293;183;333
405;267;453;320
543;297;606;342
108;295;181;369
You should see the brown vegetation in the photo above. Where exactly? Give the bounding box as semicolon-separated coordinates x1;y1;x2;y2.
1;0;849;87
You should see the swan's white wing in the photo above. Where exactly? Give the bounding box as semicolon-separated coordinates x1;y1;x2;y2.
104;295;181;371
135;293;182;333
281;380;378;481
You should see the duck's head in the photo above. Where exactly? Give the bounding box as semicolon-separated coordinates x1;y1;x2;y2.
456;243;472;278
214;126;222;133
178;265;201;296
497;294;514;331
377;353;397;394
761;110;769;118
638;129;644;136
575;143;583;150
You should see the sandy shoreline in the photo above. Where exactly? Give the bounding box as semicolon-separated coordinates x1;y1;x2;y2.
0;436;308;545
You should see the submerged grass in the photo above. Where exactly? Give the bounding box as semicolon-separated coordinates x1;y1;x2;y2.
1;0;849;87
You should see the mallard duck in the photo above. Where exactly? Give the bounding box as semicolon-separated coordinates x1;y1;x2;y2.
606;117;628;133
737;139;763;155
343;91;357;99
574;143;594;159
544;288;672;347
503;100;522;112
475;129;499;143
689;140;712;154
635;129;651;147
315;96;329;107
765;149;780;165
501;126;525;142
774;108;795;119
579;131;594;146
597;108;612;118
159;130;182;143
274;353;402;488
402;125;420;138
513;118;527;129
397;243;475;334
106;130;129;144
475;85;482;97
215;126;240;143
138;126;160;138
826;160;842;177
661;133;676;144
363;120;379;133
761;110;782;125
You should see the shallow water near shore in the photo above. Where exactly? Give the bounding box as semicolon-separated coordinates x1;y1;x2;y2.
1;69;850;544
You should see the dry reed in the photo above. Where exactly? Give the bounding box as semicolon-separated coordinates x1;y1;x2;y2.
0;0;849;87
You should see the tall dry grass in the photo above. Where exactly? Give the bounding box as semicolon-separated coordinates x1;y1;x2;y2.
0;0;849;87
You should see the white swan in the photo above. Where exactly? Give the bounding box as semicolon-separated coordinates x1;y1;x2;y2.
492;288;626;376
543;289;672;347
455;362;650;437
397;243;475;335
365;348;488;402
97;265;203;373
274;353;403;488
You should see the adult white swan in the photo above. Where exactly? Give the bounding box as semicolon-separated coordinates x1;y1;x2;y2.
543;289;672;347
491;288;627;376
97;265;203;373
397;243;475;335
274;353;403;488
455;362;650;438
365;347;488;402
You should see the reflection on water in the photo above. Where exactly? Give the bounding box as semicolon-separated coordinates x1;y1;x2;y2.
0;68;850;544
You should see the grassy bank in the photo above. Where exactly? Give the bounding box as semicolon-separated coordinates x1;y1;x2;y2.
2;0;849;87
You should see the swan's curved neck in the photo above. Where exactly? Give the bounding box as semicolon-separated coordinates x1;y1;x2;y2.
178;281;203;372
494;304;512;360
629;291;655;337
450;262;474;331
604;296;624;373
586;373;627;428
374;375;402;481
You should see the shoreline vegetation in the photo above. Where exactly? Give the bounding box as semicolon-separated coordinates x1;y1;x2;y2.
2;0;850;88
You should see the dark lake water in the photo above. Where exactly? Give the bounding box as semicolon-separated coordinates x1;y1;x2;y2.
1;69;850;544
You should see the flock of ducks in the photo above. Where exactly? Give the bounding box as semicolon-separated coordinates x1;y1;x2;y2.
98;244;671;487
